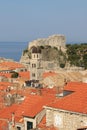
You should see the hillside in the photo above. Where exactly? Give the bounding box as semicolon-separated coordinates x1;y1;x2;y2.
20;34;87;70
66;43;87;69
21;43;87;69
21;45;67;68
20;34;67;69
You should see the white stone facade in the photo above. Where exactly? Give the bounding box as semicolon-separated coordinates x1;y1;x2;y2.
45;107;87;130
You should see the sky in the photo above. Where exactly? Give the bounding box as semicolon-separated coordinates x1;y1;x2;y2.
0;0;87;43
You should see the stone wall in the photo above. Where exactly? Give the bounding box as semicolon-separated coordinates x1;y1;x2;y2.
28;35;66;52
46;107;87;130
24;109;46;129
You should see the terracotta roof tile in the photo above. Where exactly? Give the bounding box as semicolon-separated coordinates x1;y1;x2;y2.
0;104;19;120
38;115;46;128
0;61;25;70
19;71;30;80
0;73;12;78
43;72;58;78
47;82;87;114
15;94;55;118
0;120;8;130
0;82;12;91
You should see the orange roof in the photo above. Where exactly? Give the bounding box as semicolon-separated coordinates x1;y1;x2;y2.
0;104;19;120
15;94;55;118
0;73;12;78
0;104;24;124
47;82;87;114
38;115;46;128
0;61;25;70
0;94;55;123
64;82;87;92
43;71;58;78
0;120;8;130
41;87;57;97
19;71;30;80
0;81;12;86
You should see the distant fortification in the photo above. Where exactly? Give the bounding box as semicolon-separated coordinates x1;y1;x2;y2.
28;34;66;51
20;34;67;80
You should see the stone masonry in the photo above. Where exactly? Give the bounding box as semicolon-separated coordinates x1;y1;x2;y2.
28;34;66;52
45;107;87;130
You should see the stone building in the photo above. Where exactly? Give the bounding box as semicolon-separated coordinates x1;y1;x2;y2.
0;94;55;130
44;82;87;130
30;46;43;80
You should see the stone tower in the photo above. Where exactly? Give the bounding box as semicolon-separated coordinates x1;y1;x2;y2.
30;46;43;80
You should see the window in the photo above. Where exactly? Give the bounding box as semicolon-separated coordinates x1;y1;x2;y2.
17;126;21;130
34;55;35;58
37;54;38;58
33;64;36;68
27;121;33;130
32;73;35;77
32;64;36;68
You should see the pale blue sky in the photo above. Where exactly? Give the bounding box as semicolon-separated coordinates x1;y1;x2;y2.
0;0;87;43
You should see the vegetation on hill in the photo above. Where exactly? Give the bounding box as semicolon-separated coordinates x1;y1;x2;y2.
40;45;67;68
22;43;87;69
66;43;87;69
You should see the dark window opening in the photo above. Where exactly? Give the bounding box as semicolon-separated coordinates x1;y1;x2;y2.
32;73;35;77
32;64;36;68
17;126;21;130
27;121;33;130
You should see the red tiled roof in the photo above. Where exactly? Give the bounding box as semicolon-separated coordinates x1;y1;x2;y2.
0;104;19;120
47;82;87;114
19;71;30;80
0;120;8;130
43;71;58;78
0;82;12;90
15;94;55;118
64;82;87;92
38;115;46;128
0;73;12;78
0;61;25;70
0;82;12;86
0;104;24;124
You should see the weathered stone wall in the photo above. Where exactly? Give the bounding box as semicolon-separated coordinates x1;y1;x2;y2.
28;35;66;51
24;109;46;129
36;109;46;125
46;107;87;130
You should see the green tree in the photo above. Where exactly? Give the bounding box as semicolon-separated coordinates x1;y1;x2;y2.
83;54;87;69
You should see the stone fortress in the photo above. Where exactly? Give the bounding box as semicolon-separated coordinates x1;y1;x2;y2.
20;34;66;80
28;34;66;52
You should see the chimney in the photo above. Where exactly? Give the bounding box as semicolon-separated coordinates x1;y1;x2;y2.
56;86;64;98
12;112;15;127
